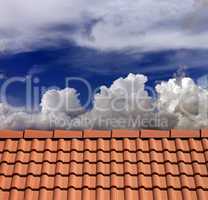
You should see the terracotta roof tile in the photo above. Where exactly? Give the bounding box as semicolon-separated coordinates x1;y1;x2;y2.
97;189;110;200
112;129;140;138
54;189;68;200
39;189;53;200
54;130;82;138
10;190;25;200
0;191;9;200
24;130;53;138
68;188;82;200
71;139;83;151
171;129;200;138
111;189;125;200
141;129;169;138
166;176;181;188
83;130;111;138
136;138;149;151
0;176;12;190
139;189;154;199
201;129;208;137
28;163;42;175
97;138;110;152
0;129;208;199
0;130;23;138
83;188;96;200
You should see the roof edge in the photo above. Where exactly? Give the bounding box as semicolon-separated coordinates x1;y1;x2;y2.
0;129;207;139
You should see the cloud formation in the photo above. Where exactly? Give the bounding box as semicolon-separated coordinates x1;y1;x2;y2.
156;76;208;129
0;73;207;130
41;88;84;116
0;0;208;52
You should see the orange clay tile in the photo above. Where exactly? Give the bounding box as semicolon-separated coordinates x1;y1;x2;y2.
54;130;82;138
0;130;23;138
0;129;207;200
83;130;111;138
24;130;53;138
112;129;140;138
201;129;208;137
171;129;200;138
141;129;169;138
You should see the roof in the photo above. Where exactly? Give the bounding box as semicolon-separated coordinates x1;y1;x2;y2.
0;129;208;200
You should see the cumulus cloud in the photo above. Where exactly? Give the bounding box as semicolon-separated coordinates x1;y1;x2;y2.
41;88;84;116
81;74;178;129
0;73;207;130
0;0;208;52
156;76;208;129
0;87;84;130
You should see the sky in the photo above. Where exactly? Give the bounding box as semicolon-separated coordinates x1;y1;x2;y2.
0;0;208;130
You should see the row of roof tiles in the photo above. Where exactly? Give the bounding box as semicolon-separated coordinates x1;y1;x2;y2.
1;129;208;139
2;138;208;153
1;137;208;199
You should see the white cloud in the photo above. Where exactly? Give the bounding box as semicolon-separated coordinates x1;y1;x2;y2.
156;76;208;129
40;88;84;116
0;0;208;52
78;74;179;130
0;73;207;130
0;87;84;130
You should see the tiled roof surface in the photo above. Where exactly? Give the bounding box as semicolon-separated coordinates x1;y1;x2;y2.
0;129;208;200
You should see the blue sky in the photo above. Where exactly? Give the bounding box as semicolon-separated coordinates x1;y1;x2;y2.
0;45;208;107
